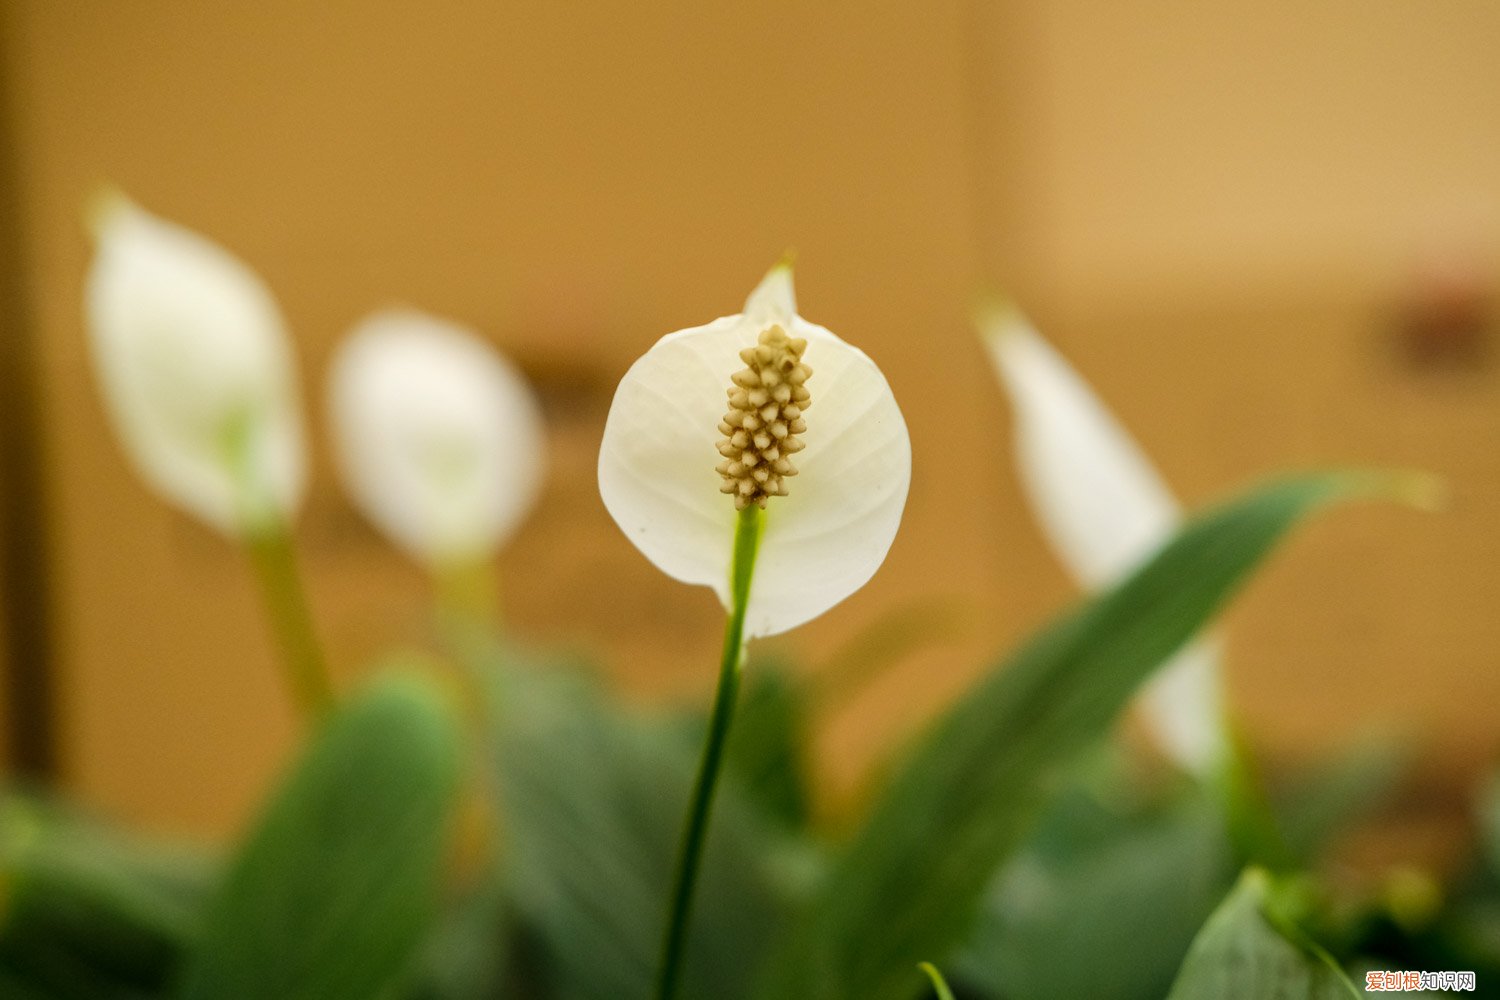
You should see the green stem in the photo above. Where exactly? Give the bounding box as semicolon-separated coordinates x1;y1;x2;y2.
655;504;763;1000
245;525;334;720
219;407;333;720
435;557;501;632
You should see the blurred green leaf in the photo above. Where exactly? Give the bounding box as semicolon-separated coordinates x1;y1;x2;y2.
720;657;813;830
755;473;1410;1000
1480;771;1500;876
957;784;1234;1000
1275;733;1411;863
403;879;511;1000
178;671;464;1000
0;962;76;1000
1421;770;1500;977
1166;870;1358;999
0;796;213;998
477;647;796;1000
1439;895;1500;976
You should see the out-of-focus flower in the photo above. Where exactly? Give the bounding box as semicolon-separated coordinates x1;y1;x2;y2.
328;309;545;568
598;262;910;637
85;191;306;537
980;300;1227;774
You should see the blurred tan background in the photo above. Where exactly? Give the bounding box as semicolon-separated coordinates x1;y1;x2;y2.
0;1;1496;845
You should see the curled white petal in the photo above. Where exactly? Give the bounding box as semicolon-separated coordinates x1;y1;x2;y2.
982;302;1179;587
84;192;305;536
980;301;1226;773
328;310;545;566
599;267;910;637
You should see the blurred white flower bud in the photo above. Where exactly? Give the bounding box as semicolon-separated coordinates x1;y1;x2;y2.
85;191;306;537
328;310;545;568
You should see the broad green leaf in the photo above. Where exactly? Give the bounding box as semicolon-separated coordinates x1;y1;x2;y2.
755;473;1415;1000
956;782;1234;1000
179;672;463;1000
1166;870;1358;999
0;796;213;997
477;646;795;1000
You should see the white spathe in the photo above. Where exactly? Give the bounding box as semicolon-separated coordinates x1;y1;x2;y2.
328;310;546;567
85;192;306;537
599;264;911;638
981;301;1228;774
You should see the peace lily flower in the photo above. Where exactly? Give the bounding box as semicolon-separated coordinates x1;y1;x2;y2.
85;191;329;717
85;191;306;538
328;309;545;572
600;261;909;1000
599;262;911;638
978;299;1227;776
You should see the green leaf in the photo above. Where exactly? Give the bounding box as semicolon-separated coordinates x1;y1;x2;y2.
755;472;1415;1000
0;796;213;997
1166;870;1359;999
1480;770;1500;876
402;879;511;1000
1417;769;1500;978
178;671;464;1000
717;656;813;830
478;648;795;1000
956;781;1234;1000
0;961;75;1000
1275;733;1411;863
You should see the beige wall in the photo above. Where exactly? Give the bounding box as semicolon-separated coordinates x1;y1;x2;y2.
0;2;1496;840
1017;1;1500;308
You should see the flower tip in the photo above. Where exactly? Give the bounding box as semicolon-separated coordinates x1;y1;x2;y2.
918;963;956;1000
744;257;798;323
1330;469;1448;512
84;184;136;242
1385;470;1449;512
972;290;1033;347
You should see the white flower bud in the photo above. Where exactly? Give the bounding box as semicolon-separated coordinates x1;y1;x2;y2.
328;310;545;567
85;192;305;537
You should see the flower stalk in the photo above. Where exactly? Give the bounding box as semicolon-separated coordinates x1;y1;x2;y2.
244;522;333;720
217;404;332;721
655;502;763;1000
434;557;502;633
